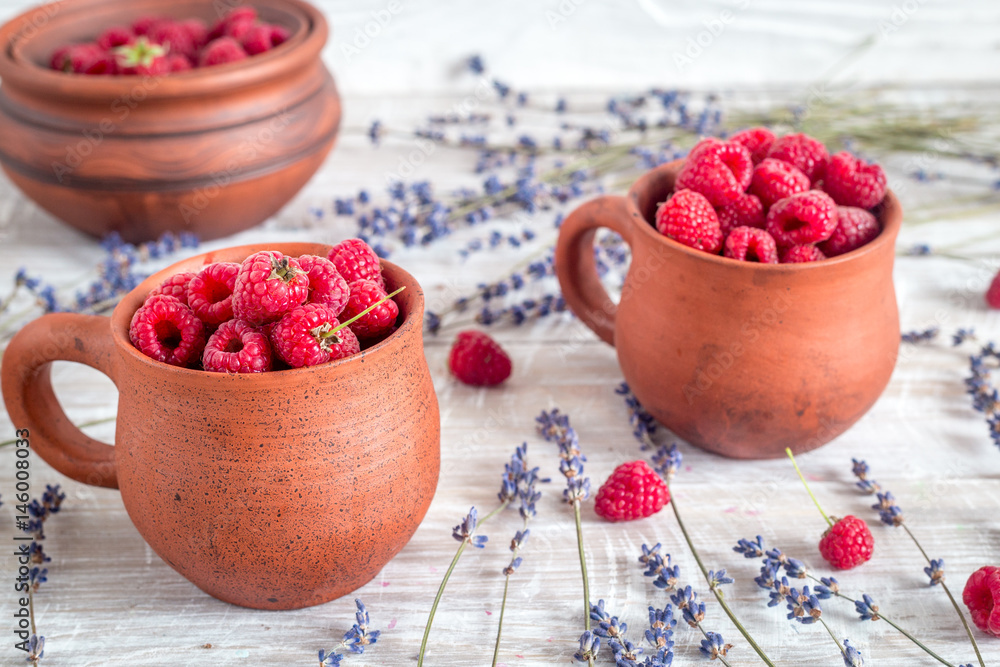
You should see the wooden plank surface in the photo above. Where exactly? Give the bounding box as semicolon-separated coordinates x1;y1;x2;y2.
2;1;1000;665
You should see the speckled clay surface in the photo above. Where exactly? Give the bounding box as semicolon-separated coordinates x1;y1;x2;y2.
555;160;901;459
1;243;440;609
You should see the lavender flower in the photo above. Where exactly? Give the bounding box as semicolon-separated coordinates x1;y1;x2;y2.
342;599;380;653
901;327;939;344
733;536;765;559
850;458;880;494
590;600;627;640
842;639;864;666
617;382;658;449
539;409;592;504
318;649;342;666
699;632;732;660
854;594;880;621
953;328;976;346
574;631;601;663
707;569;734;590
670;586;705;627
785;586;822;624
452;507;488;548
924;559;945;586
815;577;839;599
26;635;44;663
651;444;682;482
872;491;904;526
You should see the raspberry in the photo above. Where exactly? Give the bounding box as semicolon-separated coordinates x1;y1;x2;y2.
448;330;512;386
129;295;206;367
297;255;350;314
729;127;775;164
823;152;887;209
199;37;248;67
177;19;209;50
148;271;196;304
166;54;193;73
675;138;753;207
818;207;880;257
593;460;669;522
271;304;361;368
818;515;874;570
655;189;723;254
203;320;272;373
270;25;291;46
149;22;199;60
115;37;169;76
232;251;309;325
963;565;1000;636
96;26;133;51
749;158;810;210
765;190;838;247
723;227;778;264
341;279;399;339
328;238;385;286
767;133;829;184
716;193;765;236
242;25;276;55
131;15;167;36
187;262;239;326
987;271;1000;309
53;44;115;75
208;7;259;40
781;245;826;264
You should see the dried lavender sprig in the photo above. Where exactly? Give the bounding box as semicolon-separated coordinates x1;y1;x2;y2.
18;485;63;666
537;409;593;666
965;342;1000;451
849;461;985;667
902;327;940;344
589;599;646;665
617;384;775;666
317;599;381;665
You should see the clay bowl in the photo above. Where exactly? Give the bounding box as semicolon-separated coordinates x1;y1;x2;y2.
1;243;440;609
0;0;341;243
555;160;902;459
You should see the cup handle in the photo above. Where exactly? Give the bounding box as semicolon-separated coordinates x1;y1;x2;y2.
555;195;635;346
1;314;119;488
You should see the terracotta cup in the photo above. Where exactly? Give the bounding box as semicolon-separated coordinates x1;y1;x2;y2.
0;0;341;242
1;243;440;609
555;160;901;459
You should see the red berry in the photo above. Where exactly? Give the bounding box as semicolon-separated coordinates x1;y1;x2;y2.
749;158;810;210
767;133;829;184
655;189;723;254
166;54;193;72
593;460;669;522
270;25;291;46
271;303;360;368
716;193;765;236
781;245;826;264
203;319;272;373
96;26;133;51
298;255;349;314
328;238;384;286
341;279;399;339
232;251;309;325
765;190;838;247
448;330;512;386
729;127;775;164
148;271;196;304
114;37;170;75
208;7;258;40
818;515;874;570
988;272;1000;309
818;207;880;257
53;43;114;75
822;152;887;209
199;37;248;67
132;15;167;36
675;138;753;207
724;226;778;264
963;566;1000;636
129;295;206;367
177;19;209;50
242;24;275;55
149;22;198;60
187;262;239;326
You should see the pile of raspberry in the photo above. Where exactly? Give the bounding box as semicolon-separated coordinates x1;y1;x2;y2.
129;239;401;372
49;7;289;76
655;128;887;264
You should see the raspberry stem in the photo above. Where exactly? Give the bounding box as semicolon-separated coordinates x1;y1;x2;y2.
331;286;405;334
785;448;833;527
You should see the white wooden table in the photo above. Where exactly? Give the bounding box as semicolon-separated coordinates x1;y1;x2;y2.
2;1;1000;665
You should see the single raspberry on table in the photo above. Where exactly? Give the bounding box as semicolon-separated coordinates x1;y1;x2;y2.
766;190;839;247
129;295;206;367
187;262;240;326
328;238;385;286
232;251;310;325
716;193;765;236
203;320;272;373
767;133;829;184
987;271;1000;309
729;127;775;164
148;271;196;304
818;515;874;570
749;158;810;210
199;37;248;67
818;207;880;257
594;460;669;522
674;138;753;207
655;189;724;254
297;255;350;314
271;303;361;368
781;245;826;264
964;565;1000;636
723;227;778;264
823;151;887;209
341;279;399;339
96;26;133;51
448;330;512;386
